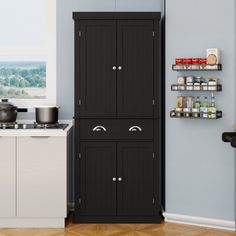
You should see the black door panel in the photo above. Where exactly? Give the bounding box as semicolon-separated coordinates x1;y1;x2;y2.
79;142;116;215
117;20;154;117
117;142;154;216
78;20;116;117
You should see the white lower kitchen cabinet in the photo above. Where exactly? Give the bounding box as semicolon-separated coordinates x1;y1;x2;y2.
0;137;16;217
0;124;72;228
17;136;67;218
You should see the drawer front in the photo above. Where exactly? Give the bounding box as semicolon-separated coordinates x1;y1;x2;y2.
118;120;153;140
79;120;153;140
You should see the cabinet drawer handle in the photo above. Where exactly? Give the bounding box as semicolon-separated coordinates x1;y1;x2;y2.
92;126;107;132
129;126;142;132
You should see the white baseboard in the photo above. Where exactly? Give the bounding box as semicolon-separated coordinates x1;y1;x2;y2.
163;213;236;231
0;218;65;228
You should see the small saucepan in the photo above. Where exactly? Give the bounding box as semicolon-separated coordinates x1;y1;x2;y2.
35;106;60;124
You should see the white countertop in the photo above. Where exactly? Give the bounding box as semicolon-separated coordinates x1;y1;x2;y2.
0;120;73;137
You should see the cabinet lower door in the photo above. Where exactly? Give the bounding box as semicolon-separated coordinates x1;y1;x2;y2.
0;137;16;217
79;142;116;215
117;142;154;216
17;137;67;217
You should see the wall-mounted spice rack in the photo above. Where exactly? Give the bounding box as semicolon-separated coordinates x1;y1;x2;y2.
171;84;222;92
172;64;222;71
170;110;222;119
170;55;223;120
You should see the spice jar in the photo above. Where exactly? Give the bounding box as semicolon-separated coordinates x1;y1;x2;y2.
177;96;185;108
186;96;194;109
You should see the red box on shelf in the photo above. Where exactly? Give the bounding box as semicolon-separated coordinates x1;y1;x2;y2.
199;58;207;64
183;58;192;65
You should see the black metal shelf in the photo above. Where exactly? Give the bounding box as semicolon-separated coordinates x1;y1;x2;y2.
170;110;222;119
172;64;222;71
171;84;222;92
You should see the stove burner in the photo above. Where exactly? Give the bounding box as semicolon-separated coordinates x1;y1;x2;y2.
0;122;17;129
33;122;61;129
0;122;68;130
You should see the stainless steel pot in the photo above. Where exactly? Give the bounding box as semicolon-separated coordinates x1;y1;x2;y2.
35;106;60;124
0;99;17;123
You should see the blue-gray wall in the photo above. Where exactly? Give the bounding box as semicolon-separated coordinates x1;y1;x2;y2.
166;0;235;221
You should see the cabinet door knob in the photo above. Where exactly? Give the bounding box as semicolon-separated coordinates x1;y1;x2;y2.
118;66;122;71
112;66;117;71
112;177;117;182
92;126;107;132
129;126;142;132
118;177;122;182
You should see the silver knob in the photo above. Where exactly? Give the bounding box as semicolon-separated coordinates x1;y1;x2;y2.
118;66;122;71
118;177;122;182
112;177;117;182
112;66;117;71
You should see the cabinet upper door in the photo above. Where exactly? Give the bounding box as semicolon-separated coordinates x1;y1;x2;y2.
117;142;154;216
79;142;116;216
0;137;16;217
117;20;154;117
77;20;117;117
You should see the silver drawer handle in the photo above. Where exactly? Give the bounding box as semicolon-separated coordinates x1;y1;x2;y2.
129;126;142;132
93;126;107;132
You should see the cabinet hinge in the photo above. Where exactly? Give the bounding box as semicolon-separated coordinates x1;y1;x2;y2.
79;31;82;37
79;99;82;105
153;198;155;204
78;153;81;159
152;31;155;37
152;99;155;105
79;198;82;205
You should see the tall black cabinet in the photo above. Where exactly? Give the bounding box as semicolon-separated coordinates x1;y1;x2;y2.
73;12;164;223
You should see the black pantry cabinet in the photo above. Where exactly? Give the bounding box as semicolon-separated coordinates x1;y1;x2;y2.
73;12;164;223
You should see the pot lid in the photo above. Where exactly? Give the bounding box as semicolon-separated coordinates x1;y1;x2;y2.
0;99;17;111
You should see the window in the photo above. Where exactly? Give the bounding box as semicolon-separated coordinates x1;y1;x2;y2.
0;0;56;108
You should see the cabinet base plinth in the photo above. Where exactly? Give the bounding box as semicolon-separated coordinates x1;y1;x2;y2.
0;218;65;228
73;215;163;223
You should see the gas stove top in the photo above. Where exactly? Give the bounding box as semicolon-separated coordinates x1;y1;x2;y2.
0;122;69;130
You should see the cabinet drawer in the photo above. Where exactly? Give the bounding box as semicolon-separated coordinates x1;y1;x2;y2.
79;120;153;140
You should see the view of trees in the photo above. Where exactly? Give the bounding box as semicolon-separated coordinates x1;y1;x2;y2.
0;62;46;98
